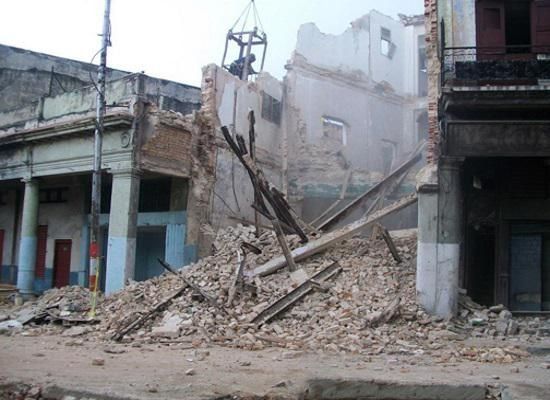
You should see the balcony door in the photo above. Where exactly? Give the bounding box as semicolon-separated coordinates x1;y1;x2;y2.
532;0;550;53
476;0;506;58
476;0;536;59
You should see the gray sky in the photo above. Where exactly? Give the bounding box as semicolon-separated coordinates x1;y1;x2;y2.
1;0;423;87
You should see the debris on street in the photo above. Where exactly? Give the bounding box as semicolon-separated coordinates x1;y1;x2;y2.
2;224;546;364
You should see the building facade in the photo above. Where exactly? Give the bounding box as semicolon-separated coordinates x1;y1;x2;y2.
418;0;550;316
0;45;214;295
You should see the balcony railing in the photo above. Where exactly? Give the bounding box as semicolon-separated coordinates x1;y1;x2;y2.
442;46;550;86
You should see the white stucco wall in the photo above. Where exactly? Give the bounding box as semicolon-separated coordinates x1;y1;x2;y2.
0;190;16;265
295;18;371;76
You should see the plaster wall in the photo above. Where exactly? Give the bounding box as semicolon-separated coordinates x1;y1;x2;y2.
439;0;476;48
209;66;283;228
295;18;371;77
287;70;406;172
0;128;134;181
36;176;87;281
0;189;16;266
0;44;128;113
368;11;407;94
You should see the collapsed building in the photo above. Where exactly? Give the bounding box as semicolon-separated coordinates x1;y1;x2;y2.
210;10;427;229
419;0;550;316
0;10;427;297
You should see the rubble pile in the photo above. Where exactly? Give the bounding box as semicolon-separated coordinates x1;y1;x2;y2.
0;286;96;333
451;293;550;341
94;225;428;353
2;225;545;363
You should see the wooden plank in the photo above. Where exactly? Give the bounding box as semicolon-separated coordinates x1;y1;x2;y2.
318;141;425;231
248;110;262;238
221;126;308;242
376;223;402;263
252;193;417;277
112;284;188;341
272;219;298;272
251;262;342;326
158;259;226;314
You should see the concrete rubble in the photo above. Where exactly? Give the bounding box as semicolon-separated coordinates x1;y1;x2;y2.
2;225;548;365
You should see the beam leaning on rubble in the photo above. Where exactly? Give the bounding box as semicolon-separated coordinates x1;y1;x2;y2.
252;262;342;326
252;193;418;277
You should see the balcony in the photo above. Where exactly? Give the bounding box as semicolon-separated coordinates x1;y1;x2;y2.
442;46;550;87
440;46;550;159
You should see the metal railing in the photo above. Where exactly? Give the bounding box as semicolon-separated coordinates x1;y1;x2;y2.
442;45;550;86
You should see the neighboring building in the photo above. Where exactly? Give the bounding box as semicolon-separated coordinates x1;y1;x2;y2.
418;0;550;316
0;44;212;295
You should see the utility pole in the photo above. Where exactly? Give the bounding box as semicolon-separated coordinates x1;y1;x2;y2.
89;0;111;294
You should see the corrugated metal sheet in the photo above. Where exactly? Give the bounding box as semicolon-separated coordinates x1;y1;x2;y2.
165;224;186;268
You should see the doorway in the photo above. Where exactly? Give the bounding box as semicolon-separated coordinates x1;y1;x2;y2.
53;239;71;288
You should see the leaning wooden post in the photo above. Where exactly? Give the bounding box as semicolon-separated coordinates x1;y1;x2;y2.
272;219;298;272
248;110;261;237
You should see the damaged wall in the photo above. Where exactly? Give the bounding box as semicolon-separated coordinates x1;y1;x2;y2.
204;65;283;230
0;44;128;113
283;11;427;227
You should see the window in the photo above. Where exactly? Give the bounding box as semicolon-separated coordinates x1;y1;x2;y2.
322;117;347;146
381;27;396;59
39;188;68;203
139;178;171;212
261;92;282;125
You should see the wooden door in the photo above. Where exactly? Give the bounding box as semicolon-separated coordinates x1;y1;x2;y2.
532;0;550;53
53;240;71;288
510;234;542;311
35;226;47;278
476;0;506;59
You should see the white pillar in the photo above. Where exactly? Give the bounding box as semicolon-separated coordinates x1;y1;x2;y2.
105;169;140;294
435;158;462;317
416;158;463;318
16;179;39;296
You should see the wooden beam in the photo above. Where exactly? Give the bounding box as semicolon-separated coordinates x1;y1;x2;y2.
252;193;418;277
272;219;298;272
375;223;402;263
251;262;342;326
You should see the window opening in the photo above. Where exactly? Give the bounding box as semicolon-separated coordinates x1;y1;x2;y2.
322;117;347;146
261;92;281;125
381;27;396;58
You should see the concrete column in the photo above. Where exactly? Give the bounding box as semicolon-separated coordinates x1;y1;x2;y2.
416;164;439;314
435;158;463;317
416;158;463;318
105;169;140;294
16;179;39;296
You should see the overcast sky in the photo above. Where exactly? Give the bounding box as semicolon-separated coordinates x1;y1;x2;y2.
1;0;423;87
